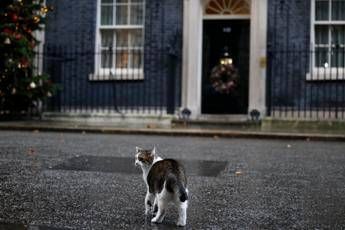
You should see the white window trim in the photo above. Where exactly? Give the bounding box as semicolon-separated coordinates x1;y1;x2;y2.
308;0;345;81
33;0;47;77
89;0;145;81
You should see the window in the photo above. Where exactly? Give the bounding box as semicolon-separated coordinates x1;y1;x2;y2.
93;0;145;80
309;0;345;80
204;0;250;15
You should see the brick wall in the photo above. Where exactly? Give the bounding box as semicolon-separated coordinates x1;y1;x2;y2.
267;0;345;112
44;0;183;112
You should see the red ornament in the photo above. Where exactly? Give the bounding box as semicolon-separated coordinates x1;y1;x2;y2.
14;33;22;40
19;58;30;68
2;28;13;35
11;14;18;22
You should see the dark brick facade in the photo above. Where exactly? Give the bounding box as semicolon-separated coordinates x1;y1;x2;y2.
44;0;183;111
267;0;345;111
43;0;344;115
268;0;311;50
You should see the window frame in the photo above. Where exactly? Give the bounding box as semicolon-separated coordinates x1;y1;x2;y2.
308;0;345;80
90;0;145;81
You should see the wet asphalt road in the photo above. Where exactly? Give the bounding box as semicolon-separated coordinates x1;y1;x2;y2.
0;130;345;230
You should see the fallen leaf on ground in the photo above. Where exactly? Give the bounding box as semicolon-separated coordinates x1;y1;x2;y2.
235;170;242;176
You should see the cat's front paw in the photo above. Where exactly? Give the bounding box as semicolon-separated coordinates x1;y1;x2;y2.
176;220;186;227
151;216;162;223
145;208;151;215
145;208;156;216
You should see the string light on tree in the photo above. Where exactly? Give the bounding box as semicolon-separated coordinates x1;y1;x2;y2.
30;82;36;89
41;6;49;14
33;15;40;23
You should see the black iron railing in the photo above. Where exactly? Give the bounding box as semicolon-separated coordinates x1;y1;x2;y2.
267;48;345;120
39;44;180;116
267;1;345;120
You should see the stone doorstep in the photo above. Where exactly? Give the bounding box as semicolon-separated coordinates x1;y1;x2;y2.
42;112;174;128
0;121;344;142
172;118;259;127
0;113;344;141
262;118;345;133
42;112;259;129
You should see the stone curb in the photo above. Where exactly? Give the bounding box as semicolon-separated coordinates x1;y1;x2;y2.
0;123;344;141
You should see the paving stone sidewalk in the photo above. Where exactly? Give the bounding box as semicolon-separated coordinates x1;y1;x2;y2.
0;120;344;141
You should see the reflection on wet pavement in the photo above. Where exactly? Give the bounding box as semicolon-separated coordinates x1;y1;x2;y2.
51;156;228;177
0;223;26;230
0;223;66;230
0;222;185;230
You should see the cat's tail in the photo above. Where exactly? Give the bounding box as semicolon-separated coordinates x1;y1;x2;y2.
166;174;188;202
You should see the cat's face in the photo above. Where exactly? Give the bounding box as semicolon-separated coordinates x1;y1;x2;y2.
135;147;156;167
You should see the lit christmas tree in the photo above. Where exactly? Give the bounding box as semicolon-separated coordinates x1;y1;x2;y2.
0;0;58;115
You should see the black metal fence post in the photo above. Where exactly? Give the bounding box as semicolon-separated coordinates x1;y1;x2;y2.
266;44;273;117
166;53;177;114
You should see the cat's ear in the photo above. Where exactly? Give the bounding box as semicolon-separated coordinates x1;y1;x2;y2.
136;146;142;153
151;146;156;156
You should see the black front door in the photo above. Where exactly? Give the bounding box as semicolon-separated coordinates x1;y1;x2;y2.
202;20;249;114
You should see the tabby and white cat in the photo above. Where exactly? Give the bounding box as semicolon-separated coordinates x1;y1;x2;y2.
135;146;188;227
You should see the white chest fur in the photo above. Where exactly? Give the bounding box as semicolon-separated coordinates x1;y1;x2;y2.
141;157;162;184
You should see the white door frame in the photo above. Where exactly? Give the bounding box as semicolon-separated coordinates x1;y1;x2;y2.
182;0;267;119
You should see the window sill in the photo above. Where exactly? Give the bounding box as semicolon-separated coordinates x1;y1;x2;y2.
89;69;144;81
306;69;345;81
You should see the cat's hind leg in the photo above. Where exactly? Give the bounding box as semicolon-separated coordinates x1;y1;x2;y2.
176;200;188;226
153;197;158;215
